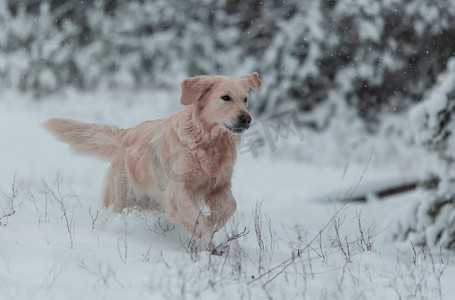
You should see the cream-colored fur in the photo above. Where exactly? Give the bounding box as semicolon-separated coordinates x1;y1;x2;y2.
43;73;262;252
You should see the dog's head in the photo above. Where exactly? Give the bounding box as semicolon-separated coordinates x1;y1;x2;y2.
180;73;262;134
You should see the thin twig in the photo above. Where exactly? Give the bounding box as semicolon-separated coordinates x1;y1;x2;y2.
88;207;98;231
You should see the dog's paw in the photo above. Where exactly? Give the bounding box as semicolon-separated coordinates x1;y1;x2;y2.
205;242;216;253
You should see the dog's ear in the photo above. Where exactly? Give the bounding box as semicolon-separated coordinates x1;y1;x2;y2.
241;72;262;91
180;76;214;106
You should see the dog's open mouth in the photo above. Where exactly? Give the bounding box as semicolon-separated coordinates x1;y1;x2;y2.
224;124;249;134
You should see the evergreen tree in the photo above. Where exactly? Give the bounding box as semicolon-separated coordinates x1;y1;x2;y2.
394;58;455;249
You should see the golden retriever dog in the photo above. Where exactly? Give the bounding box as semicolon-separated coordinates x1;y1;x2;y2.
43;73;262;253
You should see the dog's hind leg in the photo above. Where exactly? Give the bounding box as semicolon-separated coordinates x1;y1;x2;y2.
102;163;118;209
102;160;132;212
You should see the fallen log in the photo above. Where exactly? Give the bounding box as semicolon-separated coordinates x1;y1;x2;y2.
317;176;439;203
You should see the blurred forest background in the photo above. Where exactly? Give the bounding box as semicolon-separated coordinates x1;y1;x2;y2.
1;0;454;249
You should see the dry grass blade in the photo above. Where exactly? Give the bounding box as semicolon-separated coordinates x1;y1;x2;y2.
0;174;20;226
42;174;76;248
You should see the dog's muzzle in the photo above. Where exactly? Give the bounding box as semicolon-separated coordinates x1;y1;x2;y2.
225;113;252;134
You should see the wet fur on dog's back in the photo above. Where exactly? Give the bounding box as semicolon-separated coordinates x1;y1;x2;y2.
44;73;262;252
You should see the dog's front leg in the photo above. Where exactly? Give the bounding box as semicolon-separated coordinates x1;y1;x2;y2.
205;187;237;232
167;185;215;251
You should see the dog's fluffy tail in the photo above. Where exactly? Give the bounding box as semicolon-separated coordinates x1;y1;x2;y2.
43;118;126;161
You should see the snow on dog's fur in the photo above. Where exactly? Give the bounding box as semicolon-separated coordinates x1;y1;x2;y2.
43;73;262;252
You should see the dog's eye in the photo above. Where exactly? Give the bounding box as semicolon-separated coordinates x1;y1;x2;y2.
221;95;231;101
244;97;248;103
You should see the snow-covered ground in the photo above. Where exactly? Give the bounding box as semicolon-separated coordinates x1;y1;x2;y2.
1;89;453;299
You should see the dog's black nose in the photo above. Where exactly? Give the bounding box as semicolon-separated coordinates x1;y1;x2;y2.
238;114;251;125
